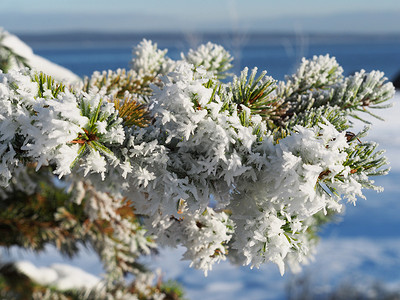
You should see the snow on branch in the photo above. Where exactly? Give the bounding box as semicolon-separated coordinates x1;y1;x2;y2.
0;38;395;284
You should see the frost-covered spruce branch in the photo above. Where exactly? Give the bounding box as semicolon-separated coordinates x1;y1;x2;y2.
0;39;395;281
276;55;394;126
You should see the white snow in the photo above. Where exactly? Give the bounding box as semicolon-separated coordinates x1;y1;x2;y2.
352;92;400;172
1;29;81;83
15;260;102;291
7;234;400;300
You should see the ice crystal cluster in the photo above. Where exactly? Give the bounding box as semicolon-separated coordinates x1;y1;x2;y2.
0;39;395;283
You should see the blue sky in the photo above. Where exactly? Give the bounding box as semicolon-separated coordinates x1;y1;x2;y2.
1;0;400;33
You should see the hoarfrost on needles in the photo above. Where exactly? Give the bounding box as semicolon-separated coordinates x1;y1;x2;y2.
0;38;394;279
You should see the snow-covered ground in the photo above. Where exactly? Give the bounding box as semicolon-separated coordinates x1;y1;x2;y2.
7;235;400;299
15;260;102;291
1;30;399;299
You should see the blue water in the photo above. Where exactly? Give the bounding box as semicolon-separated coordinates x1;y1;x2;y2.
9;32;400;299
24;33;400;82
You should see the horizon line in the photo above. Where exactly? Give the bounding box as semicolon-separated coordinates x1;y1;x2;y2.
12;30;400;36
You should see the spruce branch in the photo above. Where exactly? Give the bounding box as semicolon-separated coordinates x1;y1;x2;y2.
0;37;396;288
276;55;395;129
332;70;395;123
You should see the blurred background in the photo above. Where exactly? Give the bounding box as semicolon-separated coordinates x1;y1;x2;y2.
1;0;400;299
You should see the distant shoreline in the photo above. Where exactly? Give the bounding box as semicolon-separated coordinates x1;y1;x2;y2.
16;31;400;47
